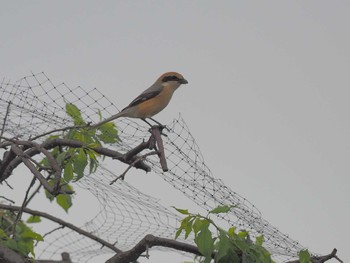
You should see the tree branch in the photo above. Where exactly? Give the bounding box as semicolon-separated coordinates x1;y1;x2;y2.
0;204;122;254
286;248;342;263
0;244;27;263
0;101;11;143
0;138;151;183
106;234;203;263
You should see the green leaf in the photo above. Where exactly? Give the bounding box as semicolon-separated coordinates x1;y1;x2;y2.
64;162;74;182
97;122;119;143
5;239;18;251
299;249;311;263
175;228;183;239
56;194;72;213
21;229;43;241
26;215;41;223
44;179;55;201
255;235;264;246
194;224;213;258
228;226;236;237
0;228;8;239
184;218;194;239
193;218;208;235
173;207;189;215
216;230;239;263
73;148;88;179
66;103;85;125
238;230;248;239
209;205;234;214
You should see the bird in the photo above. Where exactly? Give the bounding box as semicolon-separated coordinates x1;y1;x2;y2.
91;72;188;128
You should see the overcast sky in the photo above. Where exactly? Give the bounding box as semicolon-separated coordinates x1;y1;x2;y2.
1;1;349;262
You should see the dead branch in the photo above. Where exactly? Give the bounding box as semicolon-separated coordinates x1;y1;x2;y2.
36;252;72;263
0;101;11;143
150;126;168;171
111;151;158;183
286;248;343;263
106;234;204;263
0;204;122;254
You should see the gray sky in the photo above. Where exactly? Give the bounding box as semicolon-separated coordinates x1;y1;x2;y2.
1;1;349;262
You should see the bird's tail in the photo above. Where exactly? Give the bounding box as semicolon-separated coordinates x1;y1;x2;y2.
89;110;128;129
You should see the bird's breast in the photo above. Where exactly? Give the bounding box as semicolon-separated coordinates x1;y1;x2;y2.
136;86;174;118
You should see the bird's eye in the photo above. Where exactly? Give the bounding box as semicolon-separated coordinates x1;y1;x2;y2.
163;76;179;82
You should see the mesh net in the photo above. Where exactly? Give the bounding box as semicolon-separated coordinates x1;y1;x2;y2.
0;72;307;262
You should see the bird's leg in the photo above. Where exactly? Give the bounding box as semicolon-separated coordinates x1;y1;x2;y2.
141;118;153;127
149;117;167;129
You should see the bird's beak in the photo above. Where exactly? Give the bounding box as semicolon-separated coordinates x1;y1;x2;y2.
179;79;188;84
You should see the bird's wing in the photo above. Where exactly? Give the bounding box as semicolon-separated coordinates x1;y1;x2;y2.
122;90;161;110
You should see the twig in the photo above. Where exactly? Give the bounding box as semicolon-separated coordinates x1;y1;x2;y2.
35;226;65;246
0;204;122;254
12;176;37;237
29;124;90;142
3;180;13;189
0;101;11;143
110;151;158;184
0;196;15;203
25;174;51;207
9;144;71;196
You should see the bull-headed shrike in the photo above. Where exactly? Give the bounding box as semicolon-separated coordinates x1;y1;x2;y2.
92;72;188;128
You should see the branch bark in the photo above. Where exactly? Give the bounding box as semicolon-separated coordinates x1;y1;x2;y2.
0;244;27;263
106;234;203;263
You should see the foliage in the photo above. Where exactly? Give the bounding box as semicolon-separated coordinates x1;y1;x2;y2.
0;210;43;258
174;205;274;263
298;249;312;263
175;205;314;263
40;103;119;212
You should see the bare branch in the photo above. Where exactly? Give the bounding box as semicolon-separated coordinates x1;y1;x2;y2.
9;144;66;196
0;204;122;254
0;101;11;143
150;126;168;172
12;176;37;237
29;124;90;142
286;248;343;263
106;234;204;263
0;195;15;203
110;151;158;184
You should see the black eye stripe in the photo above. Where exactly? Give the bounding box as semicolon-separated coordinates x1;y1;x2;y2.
162;76;180;82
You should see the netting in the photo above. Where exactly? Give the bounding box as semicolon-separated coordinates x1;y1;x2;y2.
0;72;307;262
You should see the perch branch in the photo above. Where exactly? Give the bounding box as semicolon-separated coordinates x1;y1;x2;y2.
150;126;168;172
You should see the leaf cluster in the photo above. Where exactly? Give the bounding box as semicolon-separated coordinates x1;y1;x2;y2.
174;205;273;263
0;210;43;258
40;103;119;212
175;205;313;263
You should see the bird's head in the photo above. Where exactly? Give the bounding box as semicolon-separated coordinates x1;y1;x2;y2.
157;72;188;86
